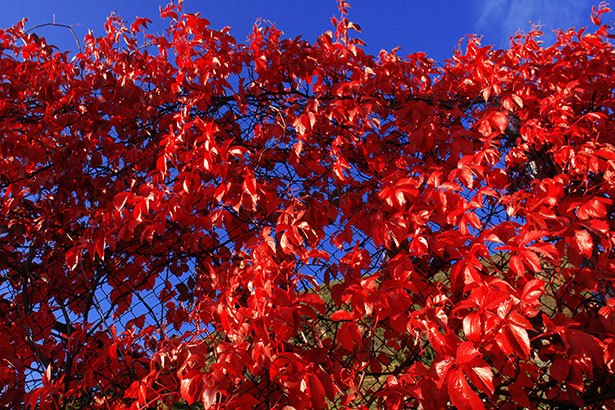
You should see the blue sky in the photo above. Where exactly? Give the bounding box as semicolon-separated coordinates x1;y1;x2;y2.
0;0;600;62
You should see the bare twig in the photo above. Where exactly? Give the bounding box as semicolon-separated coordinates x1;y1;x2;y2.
25;21;82;53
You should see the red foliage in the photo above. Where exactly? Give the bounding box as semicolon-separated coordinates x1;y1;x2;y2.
0;2;614;408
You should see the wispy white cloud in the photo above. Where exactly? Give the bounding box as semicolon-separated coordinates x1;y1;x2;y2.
474;0;592;46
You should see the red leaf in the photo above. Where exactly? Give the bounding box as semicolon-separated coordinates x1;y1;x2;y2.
337;322;361;351
308;373;327;410
504;324;531;358
180;375;202;405
521;249;541;273
509;380;531;408
130;17;152;33
446;367;485;410
456;341;480;364
521;279;544;305
463;312;482;342
43;364;52;385
488;111;509;133
330;310;353;321
467;365;494;396
242;170;258;201
299;293;326;315
550;356;570;382
573;229;593;257
577;197;610;219
65;246;82;271
125;381;140;399
138;382;148;406
509;255;524;277
94;236;106;260
113;192;131;210
591;2;611;25
202;386;217;409
435;357;455;386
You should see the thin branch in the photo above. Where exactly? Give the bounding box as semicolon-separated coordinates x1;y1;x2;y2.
25;22;82;53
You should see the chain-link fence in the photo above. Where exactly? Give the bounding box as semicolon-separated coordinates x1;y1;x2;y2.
1;9;614;409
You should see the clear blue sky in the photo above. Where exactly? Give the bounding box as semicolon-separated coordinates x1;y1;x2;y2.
0;0;600;62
